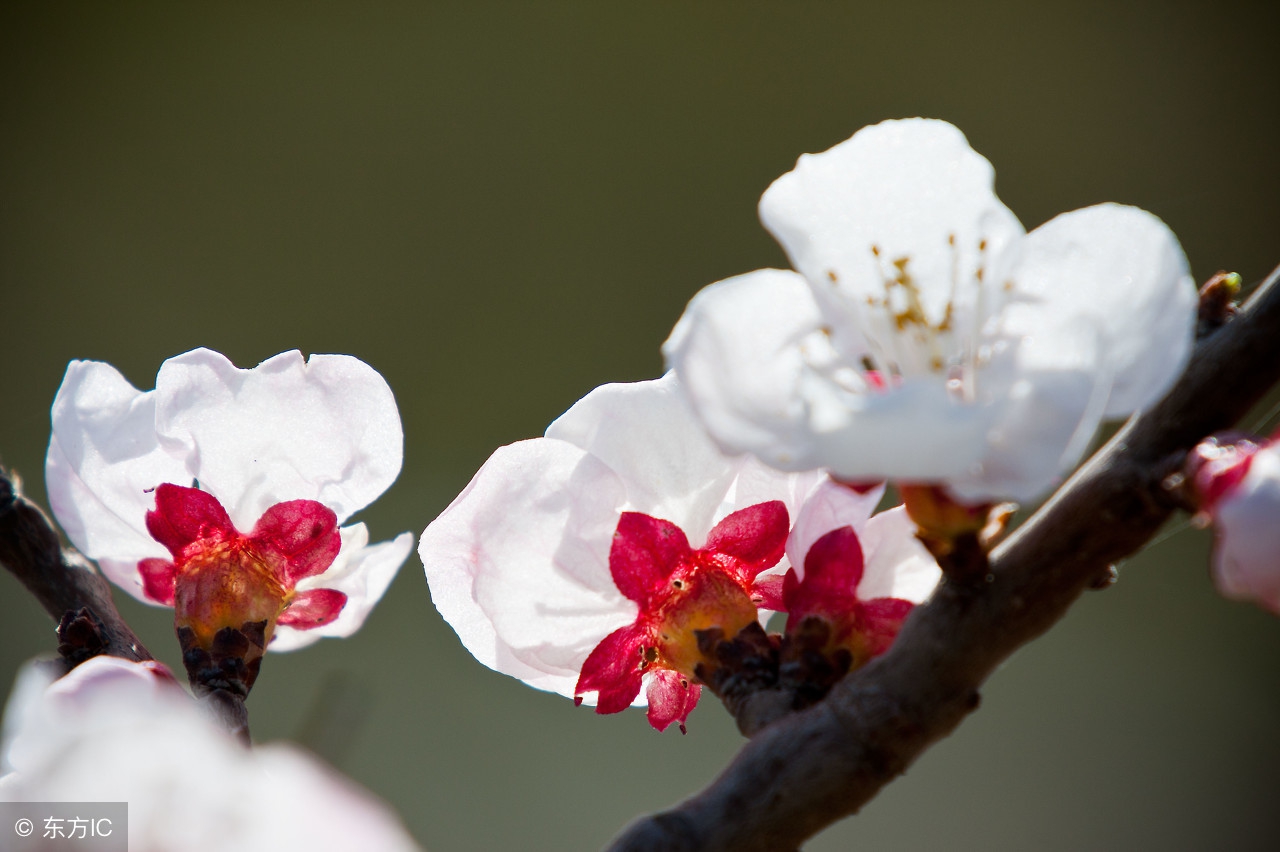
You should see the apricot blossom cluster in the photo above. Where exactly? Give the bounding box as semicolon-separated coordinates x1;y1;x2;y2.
419;374;940;731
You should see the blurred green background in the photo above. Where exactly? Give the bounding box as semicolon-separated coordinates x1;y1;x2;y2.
2;2;1278;850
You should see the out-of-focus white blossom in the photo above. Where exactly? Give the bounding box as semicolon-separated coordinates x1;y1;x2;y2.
0;656;422;852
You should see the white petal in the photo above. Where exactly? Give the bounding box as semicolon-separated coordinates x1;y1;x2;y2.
810;376;998;482
855;506;941;603
664;269;834;472
667;268;995;484
545;372;738;543
722;455;828;557
951;322;1112;503
784;479;884;578
1014;203;1196;417
759;118;1024;365
4;656;176;776
1;660;56;774
46;360;185;601
154;349;402;528
249;746;422;851
419;439;636;700
272;526;414;653
1212;446;1280;613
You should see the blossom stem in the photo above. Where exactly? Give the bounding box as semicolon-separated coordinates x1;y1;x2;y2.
605;263;1280;852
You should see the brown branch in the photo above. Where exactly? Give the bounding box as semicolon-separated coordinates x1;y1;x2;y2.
0;469;153;668
606;264;1280;852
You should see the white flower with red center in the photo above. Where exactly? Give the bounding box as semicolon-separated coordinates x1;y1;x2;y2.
45;348;414;689
0;656;422;851
664;118;1197;503
777;481;942;668
575;502;790;731
419;373;838;732
1187;431;1280;614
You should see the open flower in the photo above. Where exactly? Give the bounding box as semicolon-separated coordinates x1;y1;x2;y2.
1187;432;1280;613
779;481;941;670
664;118;1196;503
46;348;414;691
0;656;422;852
419;373;836;731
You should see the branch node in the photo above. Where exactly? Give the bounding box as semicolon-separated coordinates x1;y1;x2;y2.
56;606;109;667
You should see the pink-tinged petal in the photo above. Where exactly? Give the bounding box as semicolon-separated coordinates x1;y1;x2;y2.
46;437;172;605
545;372;740;543
645;669;702;734
138;558;177;606
145;484;236;558
727;456;828;526
154;349;402;529
275;525;413;652
251;499;342;584
419;439;635;700
859;597;915;656
610;512;692;607
4;656;183;778
278;588;348;629
785;479;883;578
1210;445;1280;614
46;361;187;583
750;572;787;611
575;623;647;714
854;506;942;604
703;500;789;585
785;526;865;622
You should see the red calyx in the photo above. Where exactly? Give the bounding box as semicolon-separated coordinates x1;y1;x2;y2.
575;501;789;732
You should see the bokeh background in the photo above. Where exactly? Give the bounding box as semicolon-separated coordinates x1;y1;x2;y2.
2;2;1278;850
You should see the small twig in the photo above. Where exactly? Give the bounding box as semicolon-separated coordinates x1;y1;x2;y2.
605;264;1280;852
